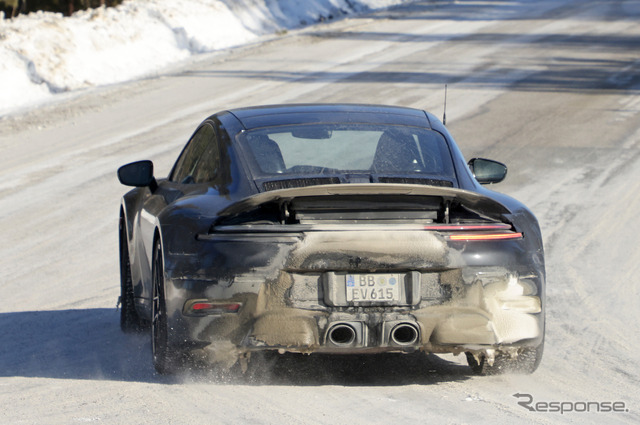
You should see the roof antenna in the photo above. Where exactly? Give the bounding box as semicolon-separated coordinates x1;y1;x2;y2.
442;84;448;126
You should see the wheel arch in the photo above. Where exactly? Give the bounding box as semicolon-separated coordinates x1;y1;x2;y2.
152;227;167;295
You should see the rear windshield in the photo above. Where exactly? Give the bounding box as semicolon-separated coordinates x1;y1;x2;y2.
238;123;457;183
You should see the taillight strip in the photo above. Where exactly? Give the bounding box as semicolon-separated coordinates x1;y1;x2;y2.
448;232;523;241
424;224;511;231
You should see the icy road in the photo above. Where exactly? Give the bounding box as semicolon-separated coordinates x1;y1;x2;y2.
1;0;639;423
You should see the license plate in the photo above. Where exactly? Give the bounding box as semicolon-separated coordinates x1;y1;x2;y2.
345;273;400;302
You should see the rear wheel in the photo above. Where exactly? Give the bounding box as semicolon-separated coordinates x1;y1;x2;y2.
151;238;180;374
466;343;544;375
119;217;145;332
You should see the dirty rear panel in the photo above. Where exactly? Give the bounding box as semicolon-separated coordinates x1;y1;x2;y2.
163;186;544;364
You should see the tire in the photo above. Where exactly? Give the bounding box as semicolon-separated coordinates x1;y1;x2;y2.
151;238;180;374
466;342;544;375
119;217;145;332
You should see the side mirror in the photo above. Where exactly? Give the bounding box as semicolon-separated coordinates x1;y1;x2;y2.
468;158;507;184
118;160;156;189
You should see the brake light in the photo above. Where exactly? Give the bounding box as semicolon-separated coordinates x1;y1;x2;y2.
186;301;241;315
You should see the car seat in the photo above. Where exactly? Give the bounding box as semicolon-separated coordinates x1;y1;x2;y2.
247;135;286;174
371;129;424;173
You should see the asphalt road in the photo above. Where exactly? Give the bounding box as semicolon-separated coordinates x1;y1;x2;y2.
1;0;639;423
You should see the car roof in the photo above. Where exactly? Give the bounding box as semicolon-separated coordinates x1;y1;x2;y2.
225;104;433;130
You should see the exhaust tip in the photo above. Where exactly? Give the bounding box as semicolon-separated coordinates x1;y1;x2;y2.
391;323;419;346
328;324;356;346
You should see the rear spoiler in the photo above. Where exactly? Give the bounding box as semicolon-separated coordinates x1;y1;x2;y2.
216;183;511;219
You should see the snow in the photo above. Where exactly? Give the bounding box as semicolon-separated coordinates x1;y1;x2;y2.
0;0;408;115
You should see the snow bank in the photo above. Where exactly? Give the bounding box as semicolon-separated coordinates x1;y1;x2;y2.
0;0;408;115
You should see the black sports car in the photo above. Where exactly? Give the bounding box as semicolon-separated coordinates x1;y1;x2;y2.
117;104;545;375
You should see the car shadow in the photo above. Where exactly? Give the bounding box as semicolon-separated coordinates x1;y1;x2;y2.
0;308;472;385
232;351;473;386
0;308;157;382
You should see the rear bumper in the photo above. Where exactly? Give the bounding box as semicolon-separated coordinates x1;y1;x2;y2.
163;268;543;364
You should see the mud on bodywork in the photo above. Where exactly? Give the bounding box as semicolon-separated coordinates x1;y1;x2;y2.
161;185;544;367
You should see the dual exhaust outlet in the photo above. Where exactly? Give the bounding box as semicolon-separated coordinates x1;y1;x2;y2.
327;321;420;347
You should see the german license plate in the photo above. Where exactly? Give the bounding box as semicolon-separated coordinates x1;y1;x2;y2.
345;273;400;302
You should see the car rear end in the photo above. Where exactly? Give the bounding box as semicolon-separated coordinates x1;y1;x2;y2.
174;184;544;368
